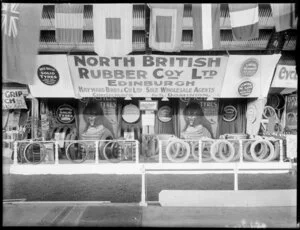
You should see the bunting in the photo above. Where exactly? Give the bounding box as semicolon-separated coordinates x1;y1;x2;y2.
229;4;259;41
2;3;42;84
148;4;184;52
55;4;84;43
271;3;296;32
192;4;220;50
93;4;133;56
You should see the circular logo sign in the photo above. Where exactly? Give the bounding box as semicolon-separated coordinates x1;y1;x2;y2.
222;105;237;122
240;58;259;77
238;81;253;97
56;104;75;124
37;65;59;85
158;106;173;123
122;104;140;123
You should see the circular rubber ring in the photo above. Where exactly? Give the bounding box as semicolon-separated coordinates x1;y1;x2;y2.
103;141;124;163
23;142;46;164
210;140;235;162
166;140;190;163
66;142;89;163
250;140;275;162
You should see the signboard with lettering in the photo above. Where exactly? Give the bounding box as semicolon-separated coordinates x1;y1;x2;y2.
56;104;75;124
158;106;173;123
220;55;281;98
29;55;75;98
2;89;27;110
271;65;298;89
68;55;228;98
122;104;140;123
139;100;158;111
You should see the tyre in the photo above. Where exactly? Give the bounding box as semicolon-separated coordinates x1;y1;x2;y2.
250;140;275;162
23;143;46;164
103;141;124;163
66;142;89;163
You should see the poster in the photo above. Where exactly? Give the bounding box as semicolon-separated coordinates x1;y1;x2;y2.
68;55;228;98
179;99;219;139
271;65;297;89
78;98;118;140
285;94;297;133
2;89;27;110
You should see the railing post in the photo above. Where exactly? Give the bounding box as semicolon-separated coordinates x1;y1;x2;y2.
135;141;139;164
279;139;283;162
55;141;59;165
234;163;239;191
198;140;202;163
139;165;147;206
239;140;243;163
95;141;99;164
13;141;18;165
159;140;163;164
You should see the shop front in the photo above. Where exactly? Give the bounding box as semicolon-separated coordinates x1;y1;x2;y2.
8;53;295;174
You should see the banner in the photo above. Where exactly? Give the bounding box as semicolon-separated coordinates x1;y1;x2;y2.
228;4;259;41
271;3;296;32
28;55;76;98
179;99;219;139
220;54;281;98
246;98;267;135
2;89;27;110
148;4;184;52
93;4;133;56
271;65;298;89
68;55;228;98
2;3;42;85
55;4;84;43
192;4;220;50
78;99;118;140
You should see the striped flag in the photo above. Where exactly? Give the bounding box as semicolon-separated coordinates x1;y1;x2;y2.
93;4;133;56
2;3;42;85
55;4;84;43
271;3;296;32
229;4;259;41
148;4;184;52
192;4;220;50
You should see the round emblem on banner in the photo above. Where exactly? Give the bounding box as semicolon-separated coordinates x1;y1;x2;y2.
37;65;59;85
56;104;75;124
122;104;140;123
240;58;259;77
238;81;253;97
158;106;173;123
222;105;237;122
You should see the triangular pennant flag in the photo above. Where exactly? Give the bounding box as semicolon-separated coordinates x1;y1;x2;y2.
2;3;42;85
148;4;184;52
229;4;259;41
93;4;133;56
55;4;84;43
271;3;296;32
192;4;220;50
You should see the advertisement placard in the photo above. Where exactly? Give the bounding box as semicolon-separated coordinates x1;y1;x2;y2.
271;65;298;89
2;89;27;110
68;55;228;98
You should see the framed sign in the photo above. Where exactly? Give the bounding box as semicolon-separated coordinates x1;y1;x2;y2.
56;104;75;124
158;106;173;123
139;100;158;111
122;104;140;123
222;105;237;122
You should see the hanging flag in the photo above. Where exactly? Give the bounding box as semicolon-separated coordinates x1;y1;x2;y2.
271;3;296;32
2;3;42;85
228;4;259;41
93;4;133;56
55;4;84;43
192;4;220;50
148;4;184;52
